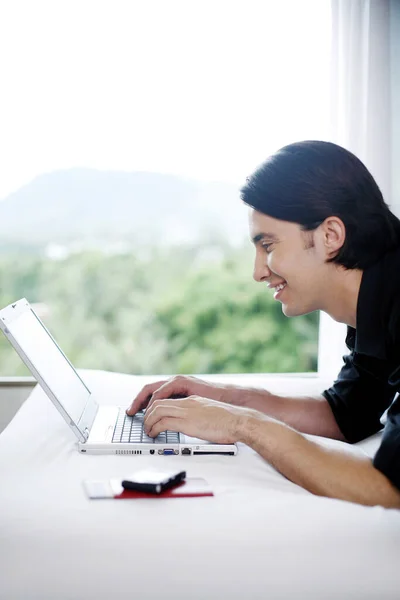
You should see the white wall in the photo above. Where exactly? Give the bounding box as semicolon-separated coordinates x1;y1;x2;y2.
0;380;36;433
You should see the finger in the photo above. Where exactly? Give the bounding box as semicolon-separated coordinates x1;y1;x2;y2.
146;377;190;411
144;403;185;434
126;380;167;415
148;417;184;438
146;392;188;414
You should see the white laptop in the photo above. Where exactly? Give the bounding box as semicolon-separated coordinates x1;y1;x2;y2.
0;299;237;456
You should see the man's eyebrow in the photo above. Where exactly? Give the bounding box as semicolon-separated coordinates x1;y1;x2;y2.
252;233;278;245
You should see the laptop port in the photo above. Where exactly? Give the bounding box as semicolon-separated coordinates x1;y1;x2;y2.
160;449;175;455
150;449;155;455
181;448;191;455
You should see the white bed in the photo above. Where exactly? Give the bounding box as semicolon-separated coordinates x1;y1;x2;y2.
1;370;399;600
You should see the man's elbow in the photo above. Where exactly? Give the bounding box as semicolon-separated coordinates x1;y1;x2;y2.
358;466;400;509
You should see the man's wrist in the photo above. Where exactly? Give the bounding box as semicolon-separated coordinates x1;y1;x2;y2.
221;384;275;409
234;412;268;444
218;384;246;406
234;411;295;451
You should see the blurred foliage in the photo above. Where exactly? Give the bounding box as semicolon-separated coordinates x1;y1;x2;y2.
0;243;319;376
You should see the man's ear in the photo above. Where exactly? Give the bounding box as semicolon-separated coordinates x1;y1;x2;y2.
319;217;346;258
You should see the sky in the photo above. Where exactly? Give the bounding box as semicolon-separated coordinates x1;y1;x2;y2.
0;0;331;201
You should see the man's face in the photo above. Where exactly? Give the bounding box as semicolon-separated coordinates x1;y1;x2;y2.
249;209;328;317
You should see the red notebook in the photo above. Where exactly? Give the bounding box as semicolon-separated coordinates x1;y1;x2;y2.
84;477;213;499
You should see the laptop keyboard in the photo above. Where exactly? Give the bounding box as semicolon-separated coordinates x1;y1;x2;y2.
112;409;180;444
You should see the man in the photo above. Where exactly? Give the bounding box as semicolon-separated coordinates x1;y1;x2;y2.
126;140;400;509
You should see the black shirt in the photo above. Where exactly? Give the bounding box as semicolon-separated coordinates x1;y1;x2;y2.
322;246;400;491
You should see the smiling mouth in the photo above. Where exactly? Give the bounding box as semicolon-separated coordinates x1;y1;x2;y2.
273;282;287;299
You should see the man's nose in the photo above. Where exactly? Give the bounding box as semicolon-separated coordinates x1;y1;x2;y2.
253;257;271;282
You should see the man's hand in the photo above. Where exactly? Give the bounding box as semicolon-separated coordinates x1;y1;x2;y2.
126;375;241;416
126;375;347;442
143;395;259;444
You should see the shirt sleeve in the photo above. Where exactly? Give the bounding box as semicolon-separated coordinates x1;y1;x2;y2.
321;351;396;443
373;364;400;490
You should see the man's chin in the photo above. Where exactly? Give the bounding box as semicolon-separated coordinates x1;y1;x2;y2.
282;303;307;318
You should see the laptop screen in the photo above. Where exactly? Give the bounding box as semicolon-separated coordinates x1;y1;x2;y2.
7;308;91;424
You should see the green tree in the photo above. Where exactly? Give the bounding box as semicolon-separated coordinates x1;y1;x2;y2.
0;243;319;376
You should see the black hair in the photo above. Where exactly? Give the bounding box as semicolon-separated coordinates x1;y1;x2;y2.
240;140;400;269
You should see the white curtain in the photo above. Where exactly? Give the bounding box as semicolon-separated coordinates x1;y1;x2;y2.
318;0;394;380
330;0;392;201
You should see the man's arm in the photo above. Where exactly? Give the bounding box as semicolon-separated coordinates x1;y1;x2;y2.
238;414;400;508
227;345;396;444
128;375;347;441
143;395;400;507
225;386;347;441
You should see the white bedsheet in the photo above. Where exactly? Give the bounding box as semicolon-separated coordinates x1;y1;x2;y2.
1;370;400;600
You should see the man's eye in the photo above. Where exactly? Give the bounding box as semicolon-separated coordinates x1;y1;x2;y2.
262;243;273;252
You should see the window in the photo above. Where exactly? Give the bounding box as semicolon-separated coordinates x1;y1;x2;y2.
0;0;331;377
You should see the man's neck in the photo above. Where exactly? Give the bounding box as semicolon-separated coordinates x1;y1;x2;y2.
320;267;363;328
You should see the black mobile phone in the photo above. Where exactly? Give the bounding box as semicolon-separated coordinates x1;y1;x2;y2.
121;469;186;494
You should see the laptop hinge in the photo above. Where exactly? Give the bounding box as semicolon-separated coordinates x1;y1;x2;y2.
77;396;98;440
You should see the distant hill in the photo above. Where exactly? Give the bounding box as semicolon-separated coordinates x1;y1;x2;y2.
0;169;249;246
